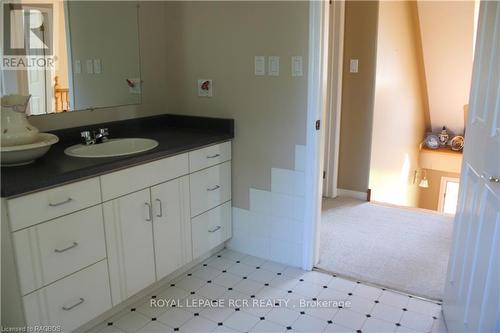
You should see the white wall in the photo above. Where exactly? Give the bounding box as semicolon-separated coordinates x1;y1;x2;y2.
417;0;475;134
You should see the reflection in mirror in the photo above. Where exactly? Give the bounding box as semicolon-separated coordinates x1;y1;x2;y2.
1;1;141;116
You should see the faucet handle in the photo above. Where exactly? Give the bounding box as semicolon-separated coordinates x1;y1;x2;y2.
99;128;109;136
80;131;93;145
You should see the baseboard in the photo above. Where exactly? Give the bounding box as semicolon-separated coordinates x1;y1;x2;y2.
337;188;368;201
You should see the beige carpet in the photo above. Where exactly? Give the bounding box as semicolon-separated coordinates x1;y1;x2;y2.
318;197;453;300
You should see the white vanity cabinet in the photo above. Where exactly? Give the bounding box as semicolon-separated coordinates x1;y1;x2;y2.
103;176;192;305
1;141;232;332
103;189;157;306
151;176;192;281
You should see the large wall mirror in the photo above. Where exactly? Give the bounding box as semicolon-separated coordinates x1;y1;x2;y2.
2;1;141;116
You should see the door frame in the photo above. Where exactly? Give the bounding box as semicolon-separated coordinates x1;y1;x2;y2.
437;176;460;214
302;0;344;270
322;0;345;199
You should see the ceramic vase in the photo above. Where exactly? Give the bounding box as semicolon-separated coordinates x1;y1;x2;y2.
1;95;40;147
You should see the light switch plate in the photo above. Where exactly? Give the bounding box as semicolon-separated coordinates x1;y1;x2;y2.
197;79;213;97
74;60;81;74
255;56;265;76
93;59;102;74
350;59;359;73
86;59;94;74
291;56;303;77
268;56;280;76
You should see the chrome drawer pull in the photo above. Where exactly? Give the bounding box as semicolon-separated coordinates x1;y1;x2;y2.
145;202;152;222
155;199;163;217
49;198;73;207
62;297;85;311
54;242;79;253
208;225;221;233
207;185;220;191
207;154;220;159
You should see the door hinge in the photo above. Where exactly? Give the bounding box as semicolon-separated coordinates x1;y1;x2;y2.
315;120;321;131
323;171;326;179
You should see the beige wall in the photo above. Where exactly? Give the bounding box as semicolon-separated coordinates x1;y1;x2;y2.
162;1;309;209
337;0;379;193
418;169;460;211
29;1;309;210
369;1;427;207
417;0;475;134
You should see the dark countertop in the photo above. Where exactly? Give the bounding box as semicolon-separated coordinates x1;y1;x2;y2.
1;114;234;198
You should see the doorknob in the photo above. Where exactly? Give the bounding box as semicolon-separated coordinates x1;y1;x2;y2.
489;176;500;183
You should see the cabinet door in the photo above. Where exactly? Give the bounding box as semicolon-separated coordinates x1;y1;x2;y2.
151;176;192;280
103;189;156;305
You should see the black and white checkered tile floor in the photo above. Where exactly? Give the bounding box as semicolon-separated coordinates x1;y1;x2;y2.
88;249;443;333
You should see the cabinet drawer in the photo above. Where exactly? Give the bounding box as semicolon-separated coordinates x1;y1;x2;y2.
23;260;111;332
190;161;231;217
191;201;232;259
189;142;231;172
7;178;101;231
100;153;189;201
13;206;106;295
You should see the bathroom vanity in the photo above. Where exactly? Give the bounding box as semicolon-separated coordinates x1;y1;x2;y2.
1;115;234;332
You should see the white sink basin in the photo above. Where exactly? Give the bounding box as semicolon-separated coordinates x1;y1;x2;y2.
64;138;159;158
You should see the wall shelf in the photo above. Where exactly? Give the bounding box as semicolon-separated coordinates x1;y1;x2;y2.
419;146;463;173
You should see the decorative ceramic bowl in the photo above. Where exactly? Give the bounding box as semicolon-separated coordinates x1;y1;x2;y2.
450;136;465;151
1;133;59;166
424;134;440;149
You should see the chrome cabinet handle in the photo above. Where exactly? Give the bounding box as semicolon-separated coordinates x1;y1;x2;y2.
155;199;163;217
62;297;85;311
49;198;73;207
207;154;220;159
208;225;221;233
145;202;152;222
207;185;220;191
54;242;79;253
489;176;500;183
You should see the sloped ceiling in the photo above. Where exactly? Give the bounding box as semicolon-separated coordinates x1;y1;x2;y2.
417;1;476;134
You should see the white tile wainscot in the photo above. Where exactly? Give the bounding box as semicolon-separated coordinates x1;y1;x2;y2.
1;141;232;332
228;145;306;267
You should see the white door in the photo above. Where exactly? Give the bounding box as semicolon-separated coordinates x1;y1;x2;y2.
151;176;192;281
443;2;500;332
23;5;53;115
103;189;156;305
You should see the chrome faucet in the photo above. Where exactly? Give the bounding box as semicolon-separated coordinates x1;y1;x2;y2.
80;128;109;145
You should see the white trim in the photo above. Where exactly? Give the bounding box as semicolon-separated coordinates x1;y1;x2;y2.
337;188;368;201
437;177;460;214
302;0;330;270
323;0;345;199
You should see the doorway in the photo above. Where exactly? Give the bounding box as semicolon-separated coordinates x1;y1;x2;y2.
316;0;477;301
438;177;460;215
